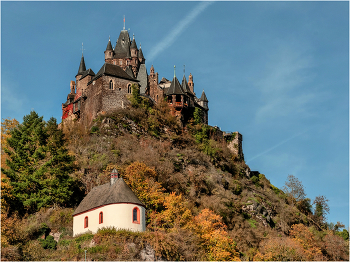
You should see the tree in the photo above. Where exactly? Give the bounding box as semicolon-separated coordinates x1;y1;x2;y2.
1;111;83;215
283;174;306;203
191;209;240;261
312;195;329;226
193;107;204;125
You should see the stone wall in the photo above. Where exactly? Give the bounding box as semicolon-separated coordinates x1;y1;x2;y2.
225;131;244;160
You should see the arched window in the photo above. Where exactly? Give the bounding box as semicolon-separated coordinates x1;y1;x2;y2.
109;80;113;90
99;212;103;224
127;84;131;94
84;216;88;228
132;207;140;224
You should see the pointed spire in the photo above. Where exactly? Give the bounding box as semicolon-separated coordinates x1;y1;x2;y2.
77;53;86;76
123;15;126;30
200;90;208;102
106;37;113;51
174;65;176;78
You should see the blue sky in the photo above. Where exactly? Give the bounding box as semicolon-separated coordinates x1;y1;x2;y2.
2;1;349;228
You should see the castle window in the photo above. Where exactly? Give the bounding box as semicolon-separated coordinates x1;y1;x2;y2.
99;212;103;224
133;207;140;224
114;61;116;65
109;80;113;90
119;60;122;65
156;95;158;101
84;216;88;228
127;84;132;94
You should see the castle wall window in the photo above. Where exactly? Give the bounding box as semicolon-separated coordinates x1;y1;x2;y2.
109;80;113;90
84;216;88;228
127;84;131;94
133;207;140;224
99;212;103;224
119;60;122;65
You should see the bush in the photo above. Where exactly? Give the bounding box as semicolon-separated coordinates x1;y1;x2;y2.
39;235;57;250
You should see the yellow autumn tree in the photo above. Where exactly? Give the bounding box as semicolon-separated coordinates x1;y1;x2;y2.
149;192;193;231
192;208;240;261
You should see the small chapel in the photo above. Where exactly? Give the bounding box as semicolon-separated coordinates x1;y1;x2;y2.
62;22;209;127
72;169;146;236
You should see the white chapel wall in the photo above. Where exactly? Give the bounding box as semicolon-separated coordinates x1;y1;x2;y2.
73;203;146;236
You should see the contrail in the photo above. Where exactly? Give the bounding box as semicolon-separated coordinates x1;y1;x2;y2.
246;129;309;164
147;1;214;62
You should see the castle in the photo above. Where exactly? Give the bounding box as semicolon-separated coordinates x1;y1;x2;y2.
62;26;209;127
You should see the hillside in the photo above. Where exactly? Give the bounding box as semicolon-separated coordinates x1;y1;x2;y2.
1;95;349;261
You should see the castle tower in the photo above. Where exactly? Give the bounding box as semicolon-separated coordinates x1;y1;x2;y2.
148;65;159;97
104;37;114;63
198;90;209;124
188;73;194;94
76;54;86;96
138;44;145;64
130;34;139;76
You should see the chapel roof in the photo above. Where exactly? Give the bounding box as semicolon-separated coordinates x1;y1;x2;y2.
72;178;144;216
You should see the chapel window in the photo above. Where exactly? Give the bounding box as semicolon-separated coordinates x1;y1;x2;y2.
133;207;140;224
99;212;103;224
84;216;88;228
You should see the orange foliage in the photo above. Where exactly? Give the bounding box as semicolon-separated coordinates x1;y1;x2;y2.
253;237;307;261
289;224;324;260
192;209;240;261
122;162;165;210
149;192;193;231
1;118;19;214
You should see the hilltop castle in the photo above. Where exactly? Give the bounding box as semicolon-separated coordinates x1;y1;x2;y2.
62;26;209;127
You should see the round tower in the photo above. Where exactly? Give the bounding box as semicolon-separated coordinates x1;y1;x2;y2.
104;37;114;63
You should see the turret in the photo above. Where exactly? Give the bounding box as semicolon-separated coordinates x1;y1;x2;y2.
130;34;138;58
104;37;114;63
138;43;145;64
188;73;194;94
77;54;86;77
198;90;208;109
70;81;76;94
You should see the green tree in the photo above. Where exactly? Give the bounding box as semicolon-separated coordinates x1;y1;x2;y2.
1;111;83;215
193;107;204;125
130;84;142;107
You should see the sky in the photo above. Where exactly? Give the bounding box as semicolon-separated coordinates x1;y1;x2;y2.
1;1;349;228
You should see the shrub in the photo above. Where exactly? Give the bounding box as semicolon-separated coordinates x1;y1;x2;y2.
39;235;57;250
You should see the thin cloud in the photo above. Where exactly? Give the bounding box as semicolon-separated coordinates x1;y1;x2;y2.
253;44;322;123
147;1;214;62
246;129;308;164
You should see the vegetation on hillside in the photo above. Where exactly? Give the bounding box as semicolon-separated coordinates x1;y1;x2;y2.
1;97;348;261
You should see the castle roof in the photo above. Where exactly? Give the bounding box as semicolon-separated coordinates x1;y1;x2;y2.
166;76;185;95
200;90;208;102
159;77;170;84
90;63;138;83
114;30;131;59
137;63;148;94
72;178;144;216
130;37;137;49
181;75;194;95
77;54;86;76
125;65;135;79
138;47;144;60
106;39;113;51
79;68;95;80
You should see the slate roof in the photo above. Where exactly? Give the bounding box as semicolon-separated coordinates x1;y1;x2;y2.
166;76;185;95
130;38;137;49
114;30;131;59
72;178;144;216
181;75;194;95
106;39;113;51
200;90;208;102
77;55;86;76
137;64;148;94
138;47;144;60
125;66;135;79
79;68;95;80
90;63;138;83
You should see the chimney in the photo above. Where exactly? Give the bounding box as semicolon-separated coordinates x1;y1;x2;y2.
111;168;119;185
